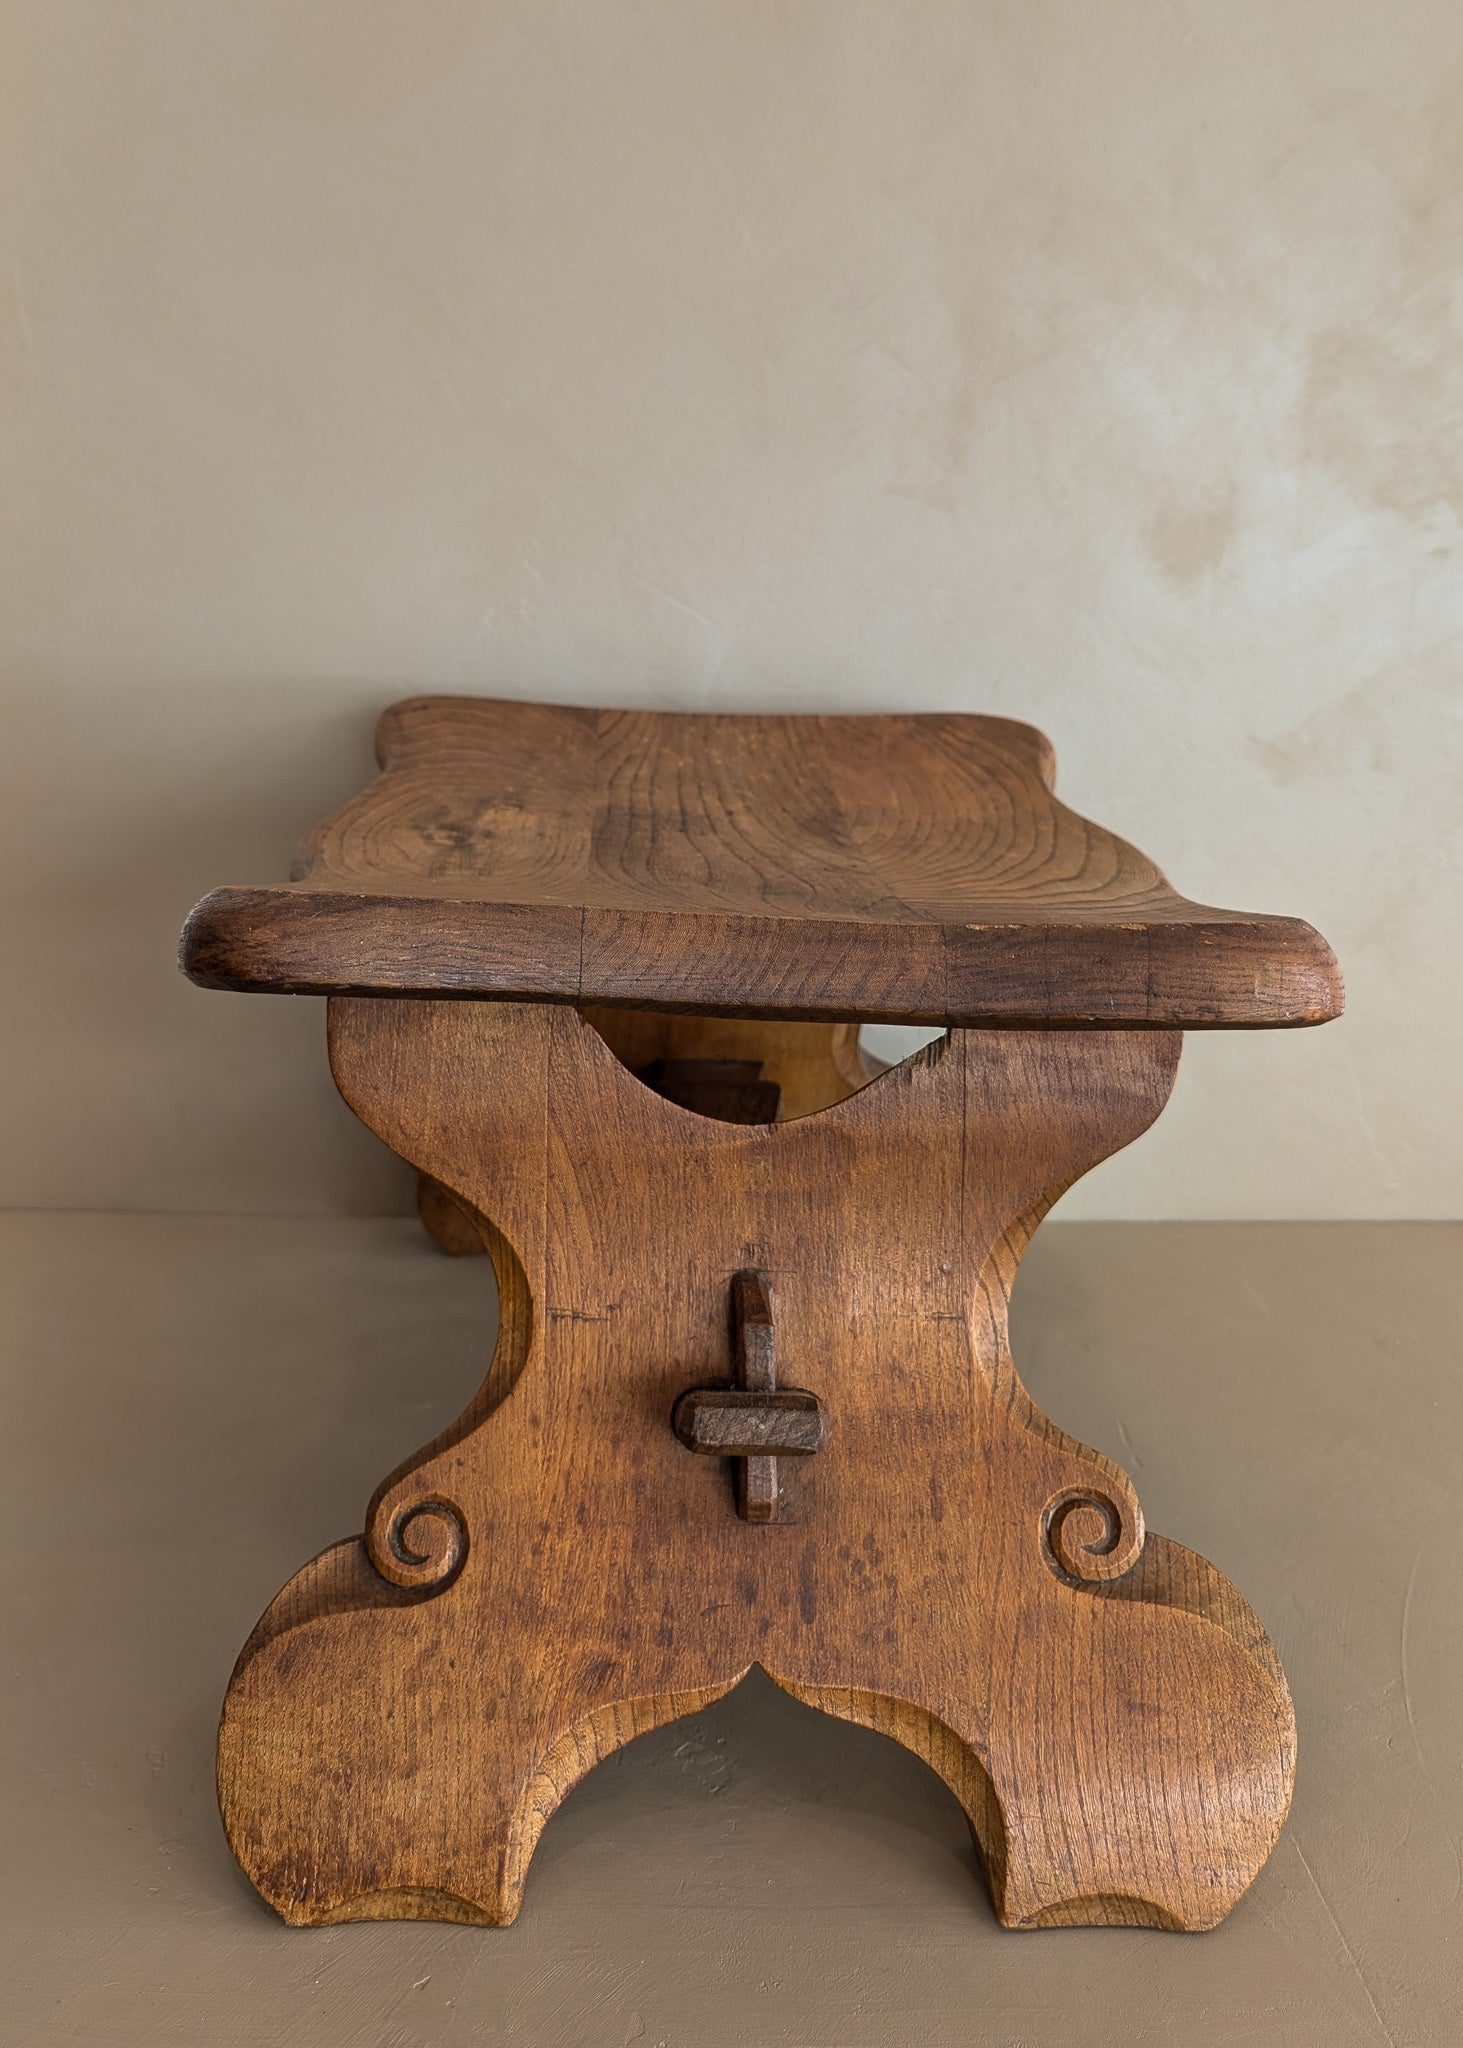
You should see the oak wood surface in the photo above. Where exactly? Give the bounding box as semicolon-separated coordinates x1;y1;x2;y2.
181;697;1342;1028
218;1000;1296;1932
416;1013;874;1253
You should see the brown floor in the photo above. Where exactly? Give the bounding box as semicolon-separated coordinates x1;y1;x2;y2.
4;1214;1459;2047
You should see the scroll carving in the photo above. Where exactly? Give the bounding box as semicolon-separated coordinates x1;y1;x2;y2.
368;1495;469;1593
1043;1486;1146;1584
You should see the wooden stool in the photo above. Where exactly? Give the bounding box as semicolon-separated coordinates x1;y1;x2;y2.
182;698;1343;1931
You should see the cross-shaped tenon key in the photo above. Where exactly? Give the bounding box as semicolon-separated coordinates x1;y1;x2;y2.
671;1269;826;1522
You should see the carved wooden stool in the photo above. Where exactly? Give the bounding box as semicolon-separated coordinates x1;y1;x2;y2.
182;697;1343;1931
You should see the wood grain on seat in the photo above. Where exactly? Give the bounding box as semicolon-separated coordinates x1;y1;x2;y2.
180;696;1342;1028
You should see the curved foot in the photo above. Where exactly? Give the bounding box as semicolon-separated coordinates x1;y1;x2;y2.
782;1531;1294;1933
219;1543;740;1926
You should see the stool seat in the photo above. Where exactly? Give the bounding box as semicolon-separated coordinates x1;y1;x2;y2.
182;696;1342;1028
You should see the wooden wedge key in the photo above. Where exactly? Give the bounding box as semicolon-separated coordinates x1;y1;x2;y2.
181;697;1343;1931
672;1269;827;1522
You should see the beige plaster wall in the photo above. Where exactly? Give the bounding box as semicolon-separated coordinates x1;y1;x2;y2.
3;0;1459;1219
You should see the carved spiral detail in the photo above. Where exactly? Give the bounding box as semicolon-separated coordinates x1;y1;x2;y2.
1043;1486;1144;1584
368;1493;469;1591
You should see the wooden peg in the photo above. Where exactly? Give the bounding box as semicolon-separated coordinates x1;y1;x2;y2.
672;1271;826;1521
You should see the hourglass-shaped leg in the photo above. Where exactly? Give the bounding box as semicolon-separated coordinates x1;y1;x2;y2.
218;999;1294;1930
